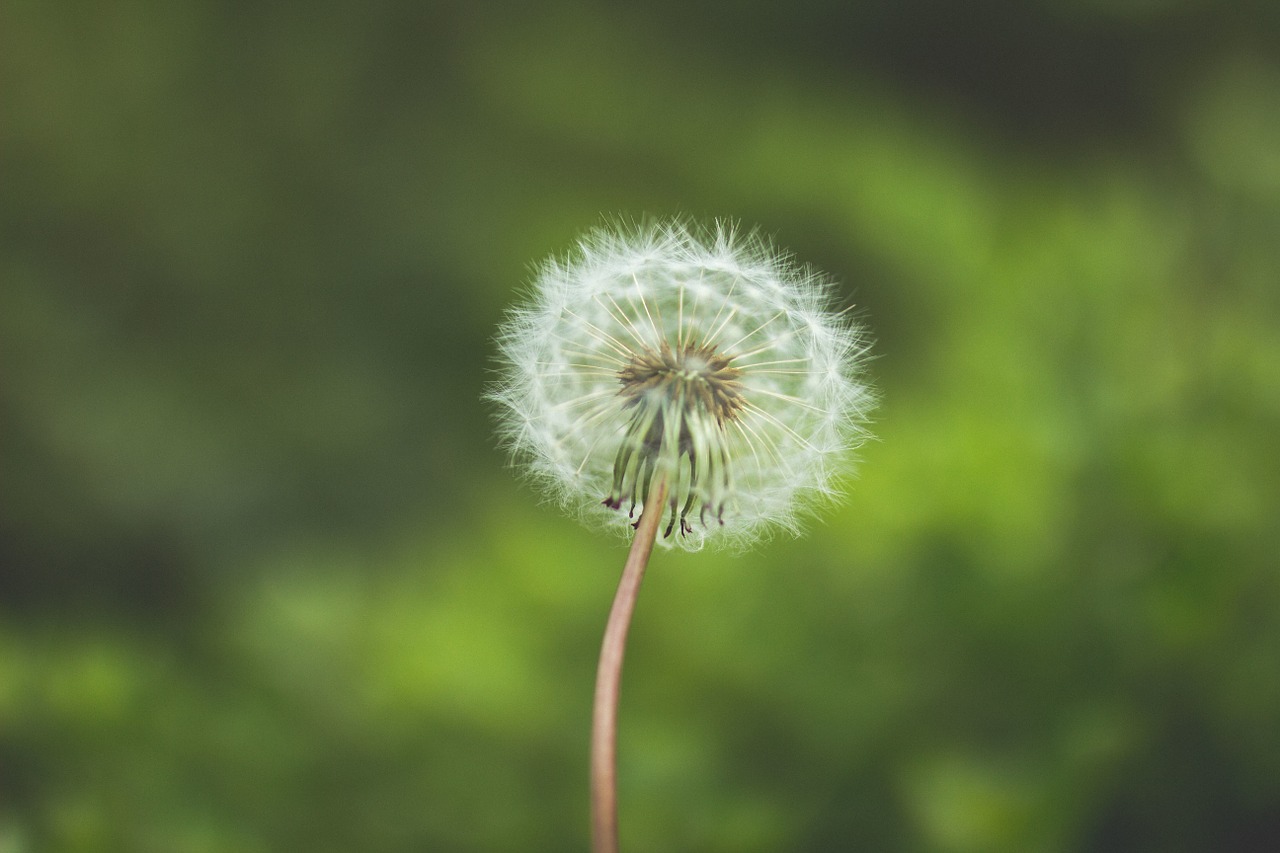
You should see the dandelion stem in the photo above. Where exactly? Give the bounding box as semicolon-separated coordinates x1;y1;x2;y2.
591;475;668;853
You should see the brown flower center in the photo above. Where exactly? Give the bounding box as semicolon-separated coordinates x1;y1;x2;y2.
604;340;745;537
617;341;745;425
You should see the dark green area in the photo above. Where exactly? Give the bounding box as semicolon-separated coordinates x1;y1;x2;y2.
3;1;1279;850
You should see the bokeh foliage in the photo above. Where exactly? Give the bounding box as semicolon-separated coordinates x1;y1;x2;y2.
3;1;1279;851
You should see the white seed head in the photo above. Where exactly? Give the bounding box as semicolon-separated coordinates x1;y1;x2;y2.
490;219;875;551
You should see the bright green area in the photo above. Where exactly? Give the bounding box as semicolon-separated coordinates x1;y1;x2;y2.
3;2;1279;851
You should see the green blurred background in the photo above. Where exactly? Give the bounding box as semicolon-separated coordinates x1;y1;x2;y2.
3;1;1279;850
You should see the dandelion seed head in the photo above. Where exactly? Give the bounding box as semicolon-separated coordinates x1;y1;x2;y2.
490;219;875;550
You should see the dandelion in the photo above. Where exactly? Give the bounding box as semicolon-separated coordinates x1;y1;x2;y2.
493;219;874;550
489;219;874;852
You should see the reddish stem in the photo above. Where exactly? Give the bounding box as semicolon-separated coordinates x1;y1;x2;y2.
591;478;668;853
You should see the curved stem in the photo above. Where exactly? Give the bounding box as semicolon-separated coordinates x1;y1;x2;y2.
591;477;668;853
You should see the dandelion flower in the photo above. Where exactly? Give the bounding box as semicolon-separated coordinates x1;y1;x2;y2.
492;219;874;551
489;218;874;853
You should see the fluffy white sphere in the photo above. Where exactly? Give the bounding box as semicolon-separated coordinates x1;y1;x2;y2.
491;219;875;550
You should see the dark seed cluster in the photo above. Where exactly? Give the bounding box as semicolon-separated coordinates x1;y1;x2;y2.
617;341;746;425
604;340;745;537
